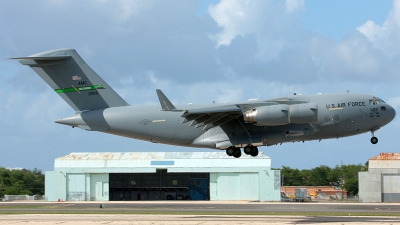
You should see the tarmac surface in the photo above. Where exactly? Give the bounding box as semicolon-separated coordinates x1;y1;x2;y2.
1;214;400;225
0;201;399;224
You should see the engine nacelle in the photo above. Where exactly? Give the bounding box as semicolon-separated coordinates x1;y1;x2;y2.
244;105;290;126
243;103;318;126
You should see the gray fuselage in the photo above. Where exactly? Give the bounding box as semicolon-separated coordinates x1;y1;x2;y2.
57;92;395;150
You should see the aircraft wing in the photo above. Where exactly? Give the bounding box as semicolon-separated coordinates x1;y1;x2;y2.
181;105;243;130
156;89;310;130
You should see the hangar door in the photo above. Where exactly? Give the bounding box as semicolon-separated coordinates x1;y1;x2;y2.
382;174;400;202
66;174;88;201
212;173;259;200
109;170;209;201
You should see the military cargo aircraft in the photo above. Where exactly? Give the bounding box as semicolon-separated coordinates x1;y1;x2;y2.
13;49;396;158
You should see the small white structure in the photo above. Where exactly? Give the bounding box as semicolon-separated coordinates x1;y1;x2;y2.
45;152;281;202
359;153;400;202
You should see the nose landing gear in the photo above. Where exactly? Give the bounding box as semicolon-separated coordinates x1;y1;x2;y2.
371;136;378;144
370;130;378;144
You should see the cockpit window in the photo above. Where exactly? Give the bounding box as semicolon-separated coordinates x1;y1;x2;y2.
369;99;378;105
369;98;385;105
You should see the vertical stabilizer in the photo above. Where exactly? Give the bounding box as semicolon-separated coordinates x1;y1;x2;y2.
13;48;128;111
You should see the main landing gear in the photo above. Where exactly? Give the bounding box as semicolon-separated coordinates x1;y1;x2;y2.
370;131;378;144
226;146;241;158
226;145;259;158
244;145;259;157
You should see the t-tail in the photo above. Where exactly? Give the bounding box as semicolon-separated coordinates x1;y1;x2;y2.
13;48;128;111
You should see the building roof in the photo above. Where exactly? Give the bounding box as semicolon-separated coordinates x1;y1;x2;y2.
52;152;272;173
370;153;400;160
57;151;270;160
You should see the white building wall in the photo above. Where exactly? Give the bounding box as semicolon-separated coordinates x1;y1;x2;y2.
259;169;281;201
45;171;66;201
359;167;400;202
359;172;381;202
369;160;400;169
90;174;109;201
46;152;280;202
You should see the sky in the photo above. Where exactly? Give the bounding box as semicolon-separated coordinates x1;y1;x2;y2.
1;0;400;172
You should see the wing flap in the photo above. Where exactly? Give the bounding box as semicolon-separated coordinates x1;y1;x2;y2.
183;105;241;115
181;105;242;130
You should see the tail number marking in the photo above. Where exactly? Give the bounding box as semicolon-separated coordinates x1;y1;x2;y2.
88;91;99;96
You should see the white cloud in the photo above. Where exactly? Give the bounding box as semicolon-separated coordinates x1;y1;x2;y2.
208;0;254;46
1;0;400;171
357;0;400;56
209;0;306;61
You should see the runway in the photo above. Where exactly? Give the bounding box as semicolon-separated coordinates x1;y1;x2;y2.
1;214;400;225
0;201;399;224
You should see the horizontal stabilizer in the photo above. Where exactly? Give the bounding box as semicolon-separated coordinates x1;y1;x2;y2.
11;56;71;61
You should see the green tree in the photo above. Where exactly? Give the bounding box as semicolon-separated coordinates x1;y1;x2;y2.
281;166;304;186
279;164;363;195
309;165;332;186
341;164;363;195
0;167;44;196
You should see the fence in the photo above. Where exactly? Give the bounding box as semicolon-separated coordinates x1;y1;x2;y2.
3;194;42;201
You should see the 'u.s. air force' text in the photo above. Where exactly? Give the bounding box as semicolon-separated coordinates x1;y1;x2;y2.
326;101;366;109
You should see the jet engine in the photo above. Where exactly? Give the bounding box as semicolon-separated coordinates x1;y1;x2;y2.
244;105;289;126
243;103;318;126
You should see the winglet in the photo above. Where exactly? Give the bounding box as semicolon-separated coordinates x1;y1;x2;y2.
156;89;177;111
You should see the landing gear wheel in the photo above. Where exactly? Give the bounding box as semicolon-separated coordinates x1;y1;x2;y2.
244;145;252;155
233;148;242;158
371;137;378;144
226;147;235;156
250;146;258;157
250;146;259;157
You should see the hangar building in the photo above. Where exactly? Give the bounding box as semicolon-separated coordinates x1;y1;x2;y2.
45;152;281;201
359;153;400;202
